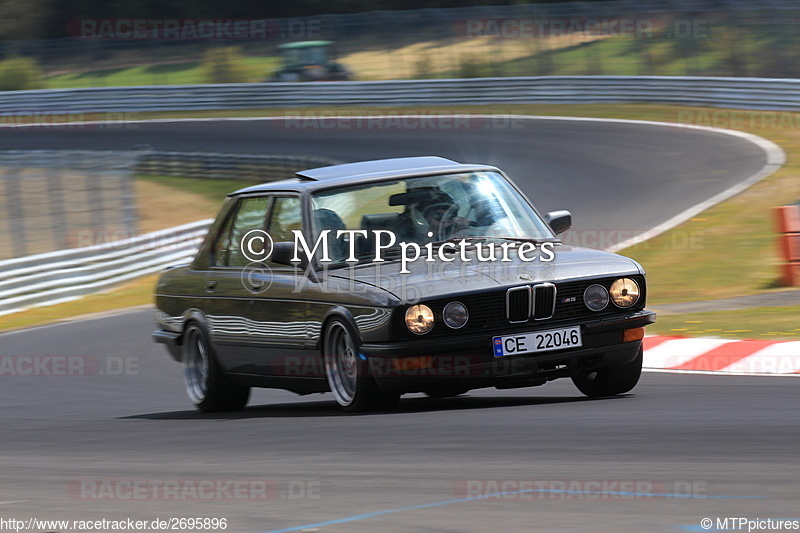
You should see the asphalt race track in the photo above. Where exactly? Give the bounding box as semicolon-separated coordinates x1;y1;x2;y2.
2;310;798;533
0;117;770;247
0;118;793;532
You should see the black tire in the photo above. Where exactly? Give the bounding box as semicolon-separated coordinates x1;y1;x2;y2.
182;321;250;413
323;319;399;413
571;346;643;398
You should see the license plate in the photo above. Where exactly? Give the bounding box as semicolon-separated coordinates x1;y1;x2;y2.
493;326;582;357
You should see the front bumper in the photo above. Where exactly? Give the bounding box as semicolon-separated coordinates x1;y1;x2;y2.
363;309;655;393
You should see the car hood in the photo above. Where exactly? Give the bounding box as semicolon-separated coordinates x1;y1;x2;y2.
326;244;642;302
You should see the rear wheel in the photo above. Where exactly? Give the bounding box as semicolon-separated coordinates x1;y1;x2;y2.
571;346;643;398
183;322;250;412
323;319;399;412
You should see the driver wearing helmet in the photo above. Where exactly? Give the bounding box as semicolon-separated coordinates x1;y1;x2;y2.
394;188;471;241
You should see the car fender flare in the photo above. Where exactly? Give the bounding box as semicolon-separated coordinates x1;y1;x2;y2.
318;306;362;352
178;308;211;345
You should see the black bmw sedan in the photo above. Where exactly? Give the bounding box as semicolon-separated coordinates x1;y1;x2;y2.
152;156;655;412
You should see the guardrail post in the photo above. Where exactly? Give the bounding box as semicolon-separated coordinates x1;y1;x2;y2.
84;151;107;230
4;166;27;258
774;204;800;287
119;152;140;235
46;156;69;249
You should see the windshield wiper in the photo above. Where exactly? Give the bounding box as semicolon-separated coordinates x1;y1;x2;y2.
491;236;560;244
432;236;559;246
324;247;405;268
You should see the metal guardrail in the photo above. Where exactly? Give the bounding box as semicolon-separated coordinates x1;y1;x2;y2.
0;150;139;259
0;219;212;316
5;76;800;113
0;149;341;262
135;151;342;181
0;149;341;316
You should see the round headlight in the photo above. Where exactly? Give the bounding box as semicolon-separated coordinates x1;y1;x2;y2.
405;304;434;335
584;284;609;311
610;278;640;308
442;301;469;329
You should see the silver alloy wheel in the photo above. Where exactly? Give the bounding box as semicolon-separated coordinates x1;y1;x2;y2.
324;322;359;406
183;325;209;404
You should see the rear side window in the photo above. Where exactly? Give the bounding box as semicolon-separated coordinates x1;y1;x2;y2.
267;197;302;242
264;196;303;268
214;196;271;267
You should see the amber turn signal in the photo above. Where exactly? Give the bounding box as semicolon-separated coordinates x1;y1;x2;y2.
623;327;645;343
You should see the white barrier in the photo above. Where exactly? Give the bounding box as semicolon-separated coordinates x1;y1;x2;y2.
0;219;212;316
5;76;800;112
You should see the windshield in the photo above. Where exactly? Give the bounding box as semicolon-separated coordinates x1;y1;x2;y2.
310;171;555;264
284;46;327;66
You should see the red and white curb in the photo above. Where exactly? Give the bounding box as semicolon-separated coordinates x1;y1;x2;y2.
643;336;800;376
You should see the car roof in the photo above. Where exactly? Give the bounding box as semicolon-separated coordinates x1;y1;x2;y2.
230;157;500;196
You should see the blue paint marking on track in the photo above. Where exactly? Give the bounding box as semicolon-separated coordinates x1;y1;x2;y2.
260;489;761;533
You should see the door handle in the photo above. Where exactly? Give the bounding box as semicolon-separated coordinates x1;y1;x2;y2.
206;280;218;292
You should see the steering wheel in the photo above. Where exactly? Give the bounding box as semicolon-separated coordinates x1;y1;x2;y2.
434;204;463;241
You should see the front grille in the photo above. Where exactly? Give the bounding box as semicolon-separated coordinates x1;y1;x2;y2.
532;283;556;320
390;275;646;339
506;286;531;323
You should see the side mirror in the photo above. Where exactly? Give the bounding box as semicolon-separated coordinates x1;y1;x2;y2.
270;241;309;269
545;210;572;235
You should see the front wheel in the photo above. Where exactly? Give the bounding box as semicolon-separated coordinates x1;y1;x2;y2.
183;322;250;412
571;346;643;398
323;319;399;412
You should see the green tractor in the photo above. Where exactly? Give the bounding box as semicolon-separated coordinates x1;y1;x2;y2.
270;41;352;82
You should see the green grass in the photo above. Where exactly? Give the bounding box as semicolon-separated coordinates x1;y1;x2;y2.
40;23;798;89
648;306;800;340
44;39;656;87
27;31;719;89
137;174;253;201
46;56;280;88
0;275;158;332
442;24;800;79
